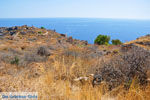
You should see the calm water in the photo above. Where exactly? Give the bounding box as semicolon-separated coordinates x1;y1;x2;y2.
0;18;150;44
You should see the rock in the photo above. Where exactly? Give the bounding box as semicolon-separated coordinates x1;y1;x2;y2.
0;29;4;33
28;38;37;41
66;36;73;44
74;77;89;81
146;34;150;37
10;32;16;36
92;74;103;87
60;33;66;37
121;43;138;52
20;31;27;35
87;51;104;58
81;40;88;45
106;51;111;55
22;25;27;27
7;27;14;31
0;88;2;92
136;41;150;46
0;33;4;36
27;30;35;34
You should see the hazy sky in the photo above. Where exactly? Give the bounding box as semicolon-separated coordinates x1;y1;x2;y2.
0;0;150;19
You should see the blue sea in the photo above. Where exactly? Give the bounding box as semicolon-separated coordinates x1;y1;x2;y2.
0;18;150;44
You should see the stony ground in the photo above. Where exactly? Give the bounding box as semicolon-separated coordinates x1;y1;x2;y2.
0;25;150;100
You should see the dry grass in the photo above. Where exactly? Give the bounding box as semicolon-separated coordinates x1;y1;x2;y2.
0;54;150;100
0;28;150;100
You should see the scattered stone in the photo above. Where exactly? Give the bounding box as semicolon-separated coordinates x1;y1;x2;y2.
136;41;150;46
20;31;27;35
0;29;4;33
28;38;37;41
81;40;88;45
0;33;4;36
121;43;137;52
92;74;103;86
60;33;66;37
66;36;73;44
0;88;2;92
7;27;14;31
10;32;16;36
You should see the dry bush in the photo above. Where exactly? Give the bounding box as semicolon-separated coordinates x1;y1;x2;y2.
19;52;47;67
37;46;51;56
93;44;150;90
0;53;150;100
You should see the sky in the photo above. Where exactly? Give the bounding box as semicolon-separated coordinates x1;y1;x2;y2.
0;0;150;19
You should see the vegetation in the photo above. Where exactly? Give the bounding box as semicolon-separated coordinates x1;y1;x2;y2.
38;31;42;34
11;56;19;65
0;26;150;100
112;39;122;45
94;34;110;45
94;34;122;45
41;26;45;29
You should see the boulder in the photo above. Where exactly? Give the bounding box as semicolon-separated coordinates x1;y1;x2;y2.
10;32;16;36
60;33;66;37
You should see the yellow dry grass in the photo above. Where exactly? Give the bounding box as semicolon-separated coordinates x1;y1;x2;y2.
0;34;150;100
0;54;150;100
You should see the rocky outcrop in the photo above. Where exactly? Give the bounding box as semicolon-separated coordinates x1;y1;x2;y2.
136;41;150;46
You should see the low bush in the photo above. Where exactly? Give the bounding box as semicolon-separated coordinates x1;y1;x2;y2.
37;46;51;56
94;34;110;45
11;56;19;65
93;44;150;90
112;39;122;45
41;26;45;29
19;53;47;67
38;31;42;34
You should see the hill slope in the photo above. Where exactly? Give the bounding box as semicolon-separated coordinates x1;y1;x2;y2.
0;25;150;100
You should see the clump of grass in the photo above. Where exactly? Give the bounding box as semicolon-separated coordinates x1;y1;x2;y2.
38;31;42;34
11;56;19;65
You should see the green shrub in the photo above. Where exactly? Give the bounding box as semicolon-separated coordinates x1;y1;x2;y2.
94;34;110;45
11;56;19;65
112;39;122;45
38;31;42;34
41;26;45;29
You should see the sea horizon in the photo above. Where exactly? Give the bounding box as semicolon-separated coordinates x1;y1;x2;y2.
0;18;150;44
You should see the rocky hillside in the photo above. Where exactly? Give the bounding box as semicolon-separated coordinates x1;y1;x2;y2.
0;25;150;100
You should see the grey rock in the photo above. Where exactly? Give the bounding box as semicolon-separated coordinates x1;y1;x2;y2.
20;31;27;35
0;33;4;36
136;41;150;46
92;74;103;87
